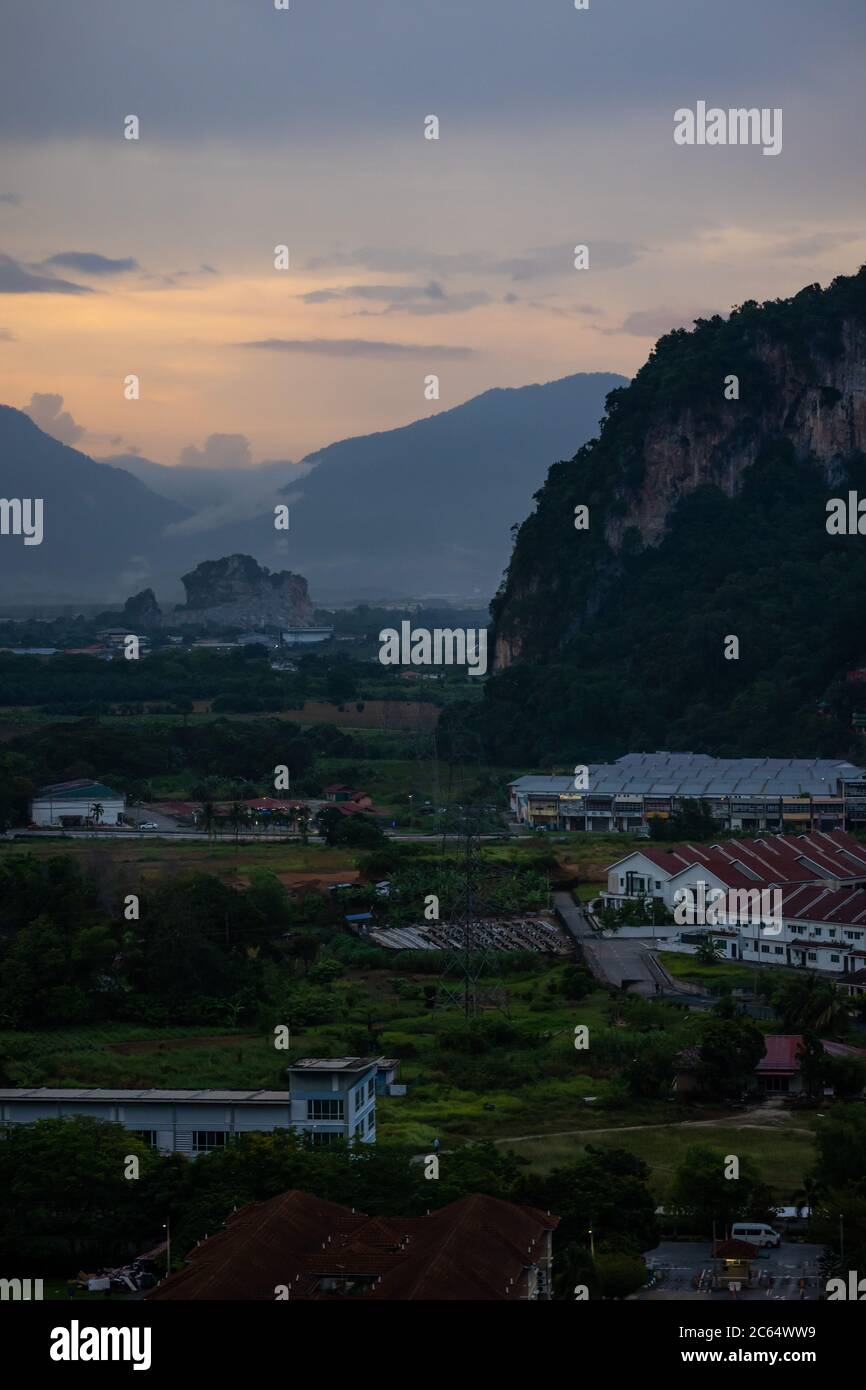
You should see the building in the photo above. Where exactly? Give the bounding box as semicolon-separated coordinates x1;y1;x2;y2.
147;1190;558;1300
288;1058;378;1145
602;831;866;973
0;1059;383;1155
324;784;373;807
29;779;126;828
674;1035;866;1098
281;627;334;646
754;1035;866;1096
509;753;866;834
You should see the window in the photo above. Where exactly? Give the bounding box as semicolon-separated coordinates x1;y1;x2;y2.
308;1098;344;1121
310;1131;339;1147
354;1088;364;1112
192;1131;228;1153
831;955;840;963
808;952;817;962
774;946;783;955
761;944;770;953
131;1129;157;1148
655;881;661;890
367;1111;375;1133
368;1077;375;1099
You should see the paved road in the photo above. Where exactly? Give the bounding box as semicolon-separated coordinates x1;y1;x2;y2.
639;1240;824;1301
554;892;671;995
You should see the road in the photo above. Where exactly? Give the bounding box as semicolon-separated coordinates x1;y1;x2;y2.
554;891;672;995
638;1240;824;1301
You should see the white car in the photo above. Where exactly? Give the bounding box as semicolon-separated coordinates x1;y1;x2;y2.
137;821;159;831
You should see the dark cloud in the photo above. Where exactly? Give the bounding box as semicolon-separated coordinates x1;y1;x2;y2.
23;392;87;444
0;253;90;294
599;308;723;337
0;193;20;206
301;280;488;317
0;0;855;139
308;243;645;283
238;338;474;360
0;327;13;340
43;251;139;275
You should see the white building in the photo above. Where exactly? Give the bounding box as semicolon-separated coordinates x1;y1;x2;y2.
0;1059;382;1156
602;830;866;977
29;779;126;828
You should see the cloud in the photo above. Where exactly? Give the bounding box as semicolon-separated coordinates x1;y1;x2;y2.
238;338;474;359
0;193;20;206
598;308;722;338
178;433;254;471
300;280;488;316
23;392;87;444
307;242;646;285
43;251;139;275
0;327;13;341
768;230;860;260
0;253;90;295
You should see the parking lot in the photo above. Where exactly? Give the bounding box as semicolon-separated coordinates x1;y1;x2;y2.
637;1241;825;1301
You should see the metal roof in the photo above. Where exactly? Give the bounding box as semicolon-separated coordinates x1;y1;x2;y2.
0;1088;290;1103
510;754;864;798
288;1058;378;1073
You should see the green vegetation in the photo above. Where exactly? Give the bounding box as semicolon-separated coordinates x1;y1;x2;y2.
448;266;866;763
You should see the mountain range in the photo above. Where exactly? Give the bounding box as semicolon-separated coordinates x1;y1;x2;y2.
0;372;623;608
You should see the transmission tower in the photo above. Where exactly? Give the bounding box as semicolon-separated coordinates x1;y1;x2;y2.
435;806;511;1019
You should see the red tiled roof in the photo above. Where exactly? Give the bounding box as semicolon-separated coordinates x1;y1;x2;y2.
147;1190;558;1302
756;1034;866;1074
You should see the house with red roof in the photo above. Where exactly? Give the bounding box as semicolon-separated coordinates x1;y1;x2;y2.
146;1190;558;1301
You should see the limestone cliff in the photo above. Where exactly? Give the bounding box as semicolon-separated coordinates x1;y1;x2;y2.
173;554;314;628
491;268;866;673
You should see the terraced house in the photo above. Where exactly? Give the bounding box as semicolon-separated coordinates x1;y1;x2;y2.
604;830;866;989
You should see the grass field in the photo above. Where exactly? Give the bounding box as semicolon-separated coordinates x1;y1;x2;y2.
657;951;793;990
500;1114;818;1197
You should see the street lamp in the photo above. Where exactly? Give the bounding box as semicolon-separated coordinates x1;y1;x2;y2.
163;1219;171;1276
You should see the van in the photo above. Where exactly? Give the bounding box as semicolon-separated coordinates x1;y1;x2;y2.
730;1222;781;1248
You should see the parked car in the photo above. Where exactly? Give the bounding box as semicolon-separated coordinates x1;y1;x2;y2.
137;821;159;830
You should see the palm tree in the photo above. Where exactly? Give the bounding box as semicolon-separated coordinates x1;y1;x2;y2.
228;802;247;851
89;802;104;829
695;935;723;966
200;800;216;841
297;805;311;845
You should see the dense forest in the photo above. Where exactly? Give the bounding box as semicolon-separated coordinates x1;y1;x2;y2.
460;268;866;764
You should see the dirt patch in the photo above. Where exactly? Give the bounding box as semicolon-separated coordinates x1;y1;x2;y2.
106;1034;253;1055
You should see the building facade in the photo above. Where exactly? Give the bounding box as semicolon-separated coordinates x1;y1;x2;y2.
509;754;866;835
0;1059;382;1156
601;830;866;979
29;779;126;828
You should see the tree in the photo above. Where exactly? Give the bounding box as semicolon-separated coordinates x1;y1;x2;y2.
694;935;724;965
694;1018;765;1101
0;1117;163;1270
670;1145;774;1236
594;1252;648;1299
775;973;848;1033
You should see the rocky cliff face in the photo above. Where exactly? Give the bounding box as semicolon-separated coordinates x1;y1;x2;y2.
173;554;314;627
491;269;866;672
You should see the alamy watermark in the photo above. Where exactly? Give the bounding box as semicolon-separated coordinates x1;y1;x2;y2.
379;621;487;676
673;883;782;931
674;102;782;157
0;497;43;545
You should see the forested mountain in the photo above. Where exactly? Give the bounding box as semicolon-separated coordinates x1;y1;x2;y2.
469;267;866;763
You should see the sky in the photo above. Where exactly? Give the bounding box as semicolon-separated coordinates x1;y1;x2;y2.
1;0;865;468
